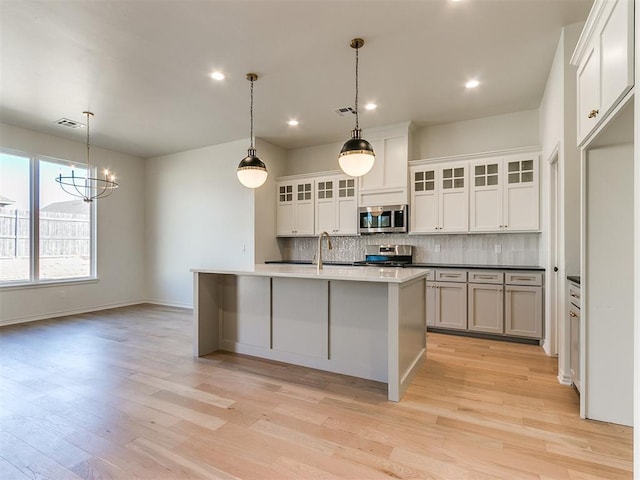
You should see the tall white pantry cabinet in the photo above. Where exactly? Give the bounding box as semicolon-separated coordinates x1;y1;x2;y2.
570;0;635;428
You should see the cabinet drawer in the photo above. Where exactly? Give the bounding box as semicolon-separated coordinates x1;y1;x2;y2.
505;271;542;286
569;283;581;309
569;303;581;322
468;270;504;284
435;269;467;283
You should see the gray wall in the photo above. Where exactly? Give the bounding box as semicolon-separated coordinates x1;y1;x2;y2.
145;137;286;307
0;123;147;325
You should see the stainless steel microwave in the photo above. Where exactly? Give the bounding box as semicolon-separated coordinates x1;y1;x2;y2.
358;205;408;234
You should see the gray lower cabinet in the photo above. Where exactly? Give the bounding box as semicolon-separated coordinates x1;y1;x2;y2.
426;281;437;327
427;268;543;341
468;283;504;334
504;285;543;338
568;280;581;393
434;281;468;330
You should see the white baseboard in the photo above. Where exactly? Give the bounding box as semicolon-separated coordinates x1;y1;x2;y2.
557;369;573;386
144;299;193;309
0;300;147;327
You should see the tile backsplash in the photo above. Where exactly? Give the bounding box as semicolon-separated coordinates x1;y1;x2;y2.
277;233;540;266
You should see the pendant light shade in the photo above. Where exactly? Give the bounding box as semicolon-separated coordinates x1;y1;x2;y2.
338;128;375;177
339;38;375;177
237;73;268;189
237;148;268;188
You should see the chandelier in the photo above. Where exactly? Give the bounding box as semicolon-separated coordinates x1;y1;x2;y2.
56;111;119;202
338;38;375;177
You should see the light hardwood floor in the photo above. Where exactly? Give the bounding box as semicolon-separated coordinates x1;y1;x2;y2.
0;304;632;479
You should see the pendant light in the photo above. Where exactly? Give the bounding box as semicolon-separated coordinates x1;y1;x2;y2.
55;111;119;202
237;73;268;189
338;38;375;177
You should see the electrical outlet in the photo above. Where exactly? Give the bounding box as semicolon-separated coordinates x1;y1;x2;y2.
59;289;66;299
495;244;502;254
435;244;441;253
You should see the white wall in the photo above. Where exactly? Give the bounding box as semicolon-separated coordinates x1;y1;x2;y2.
145;137;285;308
254;138;286;263
0;123;146;325
285;113;541;176
286;141;343;176
538;23;582;367
413;110;540;160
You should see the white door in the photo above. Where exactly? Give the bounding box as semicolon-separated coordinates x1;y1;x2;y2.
276;183;295;235
470;158;502;232
336;177;357;235
576;41;600;143
316;178;336;234
503;155;539;231
294;181;315;235
411;167;439;233
439;164;468;233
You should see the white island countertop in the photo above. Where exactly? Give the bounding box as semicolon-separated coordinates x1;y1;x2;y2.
191;263;428;283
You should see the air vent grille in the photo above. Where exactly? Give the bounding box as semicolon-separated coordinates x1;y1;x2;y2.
54;118;85;129
333;106;356;116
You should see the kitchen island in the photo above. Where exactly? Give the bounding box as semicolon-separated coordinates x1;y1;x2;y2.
192;264;428;401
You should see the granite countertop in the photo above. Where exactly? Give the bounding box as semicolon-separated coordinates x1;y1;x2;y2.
266;260;545;271
567;275;581;285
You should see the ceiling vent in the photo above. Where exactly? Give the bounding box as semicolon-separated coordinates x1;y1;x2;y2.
54;118;85;129
333;106;356;117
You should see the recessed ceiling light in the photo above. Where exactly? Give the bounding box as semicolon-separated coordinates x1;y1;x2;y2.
287;119;299;126
210;71;225;81
465;79;480;89
365;103;377;111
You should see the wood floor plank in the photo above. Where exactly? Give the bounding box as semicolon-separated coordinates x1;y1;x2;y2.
0;304;632;479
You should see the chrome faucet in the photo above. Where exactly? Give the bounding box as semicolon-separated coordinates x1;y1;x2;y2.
316;231;333;273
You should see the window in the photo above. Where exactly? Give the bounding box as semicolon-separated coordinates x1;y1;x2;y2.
0;149;95;285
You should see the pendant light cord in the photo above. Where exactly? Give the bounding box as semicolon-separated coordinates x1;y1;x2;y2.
354;44;359;130
250;77;255;149
85;112;91;168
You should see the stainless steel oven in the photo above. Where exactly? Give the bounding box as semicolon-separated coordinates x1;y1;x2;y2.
358;205;408;234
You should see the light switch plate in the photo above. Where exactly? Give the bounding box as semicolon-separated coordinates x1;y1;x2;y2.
435;244;440;253
495;244;502;254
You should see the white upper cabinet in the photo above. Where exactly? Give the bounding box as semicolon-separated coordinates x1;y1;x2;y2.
572;0;634;145
470;153;539;232
358;124;411;207
410;162;468;233
276;179;315;236
315;175;358;235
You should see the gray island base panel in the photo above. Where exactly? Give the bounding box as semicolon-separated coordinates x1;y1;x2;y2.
191;264;428;402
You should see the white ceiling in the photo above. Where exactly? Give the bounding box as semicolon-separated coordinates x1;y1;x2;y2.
1;0;593;159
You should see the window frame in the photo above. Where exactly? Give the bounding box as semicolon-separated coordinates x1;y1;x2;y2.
0;147;98;288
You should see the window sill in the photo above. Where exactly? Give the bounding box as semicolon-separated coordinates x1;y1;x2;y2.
0;277;99;291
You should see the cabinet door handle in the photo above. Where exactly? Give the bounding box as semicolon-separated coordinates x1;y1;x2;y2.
588;109;599;119
569;311;578;318
512;276;533;281
476;275;496;279
570;293;580;298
